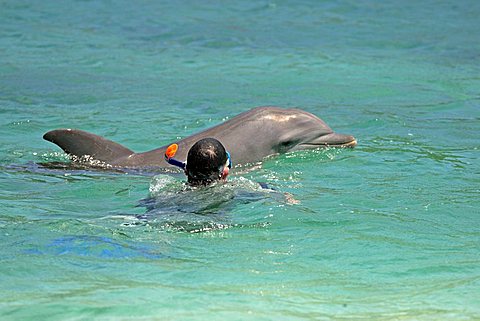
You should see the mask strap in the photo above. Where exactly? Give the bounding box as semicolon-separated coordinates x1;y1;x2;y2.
226;151;232;169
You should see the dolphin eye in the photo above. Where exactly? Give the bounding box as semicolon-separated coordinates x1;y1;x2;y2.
278;140;295;152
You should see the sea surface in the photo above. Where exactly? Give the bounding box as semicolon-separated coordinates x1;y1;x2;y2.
1;0;479;320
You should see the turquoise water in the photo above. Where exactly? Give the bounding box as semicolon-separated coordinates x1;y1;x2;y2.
1;0;479;319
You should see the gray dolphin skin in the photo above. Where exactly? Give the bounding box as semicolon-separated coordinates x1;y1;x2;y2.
43;106;356;169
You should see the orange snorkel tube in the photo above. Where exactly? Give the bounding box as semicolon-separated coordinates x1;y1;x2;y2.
164;144;186;170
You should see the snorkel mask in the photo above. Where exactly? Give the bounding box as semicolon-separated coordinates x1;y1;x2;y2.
164;143;232;171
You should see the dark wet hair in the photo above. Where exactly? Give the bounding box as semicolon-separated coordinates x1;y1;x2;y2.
186;138;228;186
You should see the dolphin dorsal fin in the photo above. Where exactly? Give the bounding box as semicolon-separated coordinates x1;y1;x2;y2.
43;129;134;163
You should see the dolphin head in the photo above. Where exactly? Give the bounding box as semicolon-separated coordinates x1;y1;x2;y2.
255;107;357;153
178;106;357;166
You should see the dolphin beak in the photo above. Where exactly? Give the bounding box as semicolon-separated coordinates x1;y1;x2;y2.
301;133;357;148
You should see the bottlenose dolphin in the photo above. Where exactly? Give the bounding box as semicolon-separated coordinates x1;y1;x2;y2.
43;106;356;169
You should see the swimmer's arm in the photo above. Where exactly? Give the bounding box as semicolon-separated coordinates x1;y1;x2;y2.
258;182;300;205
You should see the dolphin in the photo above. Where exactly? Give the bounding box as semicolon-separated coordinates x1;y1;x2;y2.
43;106;356;169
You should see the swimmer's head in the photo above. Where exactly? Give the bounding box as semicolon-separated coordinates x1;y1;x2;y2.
185;138;230;186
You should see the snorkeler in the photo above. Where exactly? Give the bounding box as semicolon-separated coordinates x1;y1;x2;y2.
165;137;232;186
163;137;298;204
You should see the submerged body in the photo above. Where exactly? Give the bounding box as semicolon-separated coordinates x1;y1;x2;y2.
43;106;356;169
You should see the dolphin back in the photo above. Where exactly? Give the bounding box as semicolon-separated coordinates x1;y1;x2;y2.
43;129;134;163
